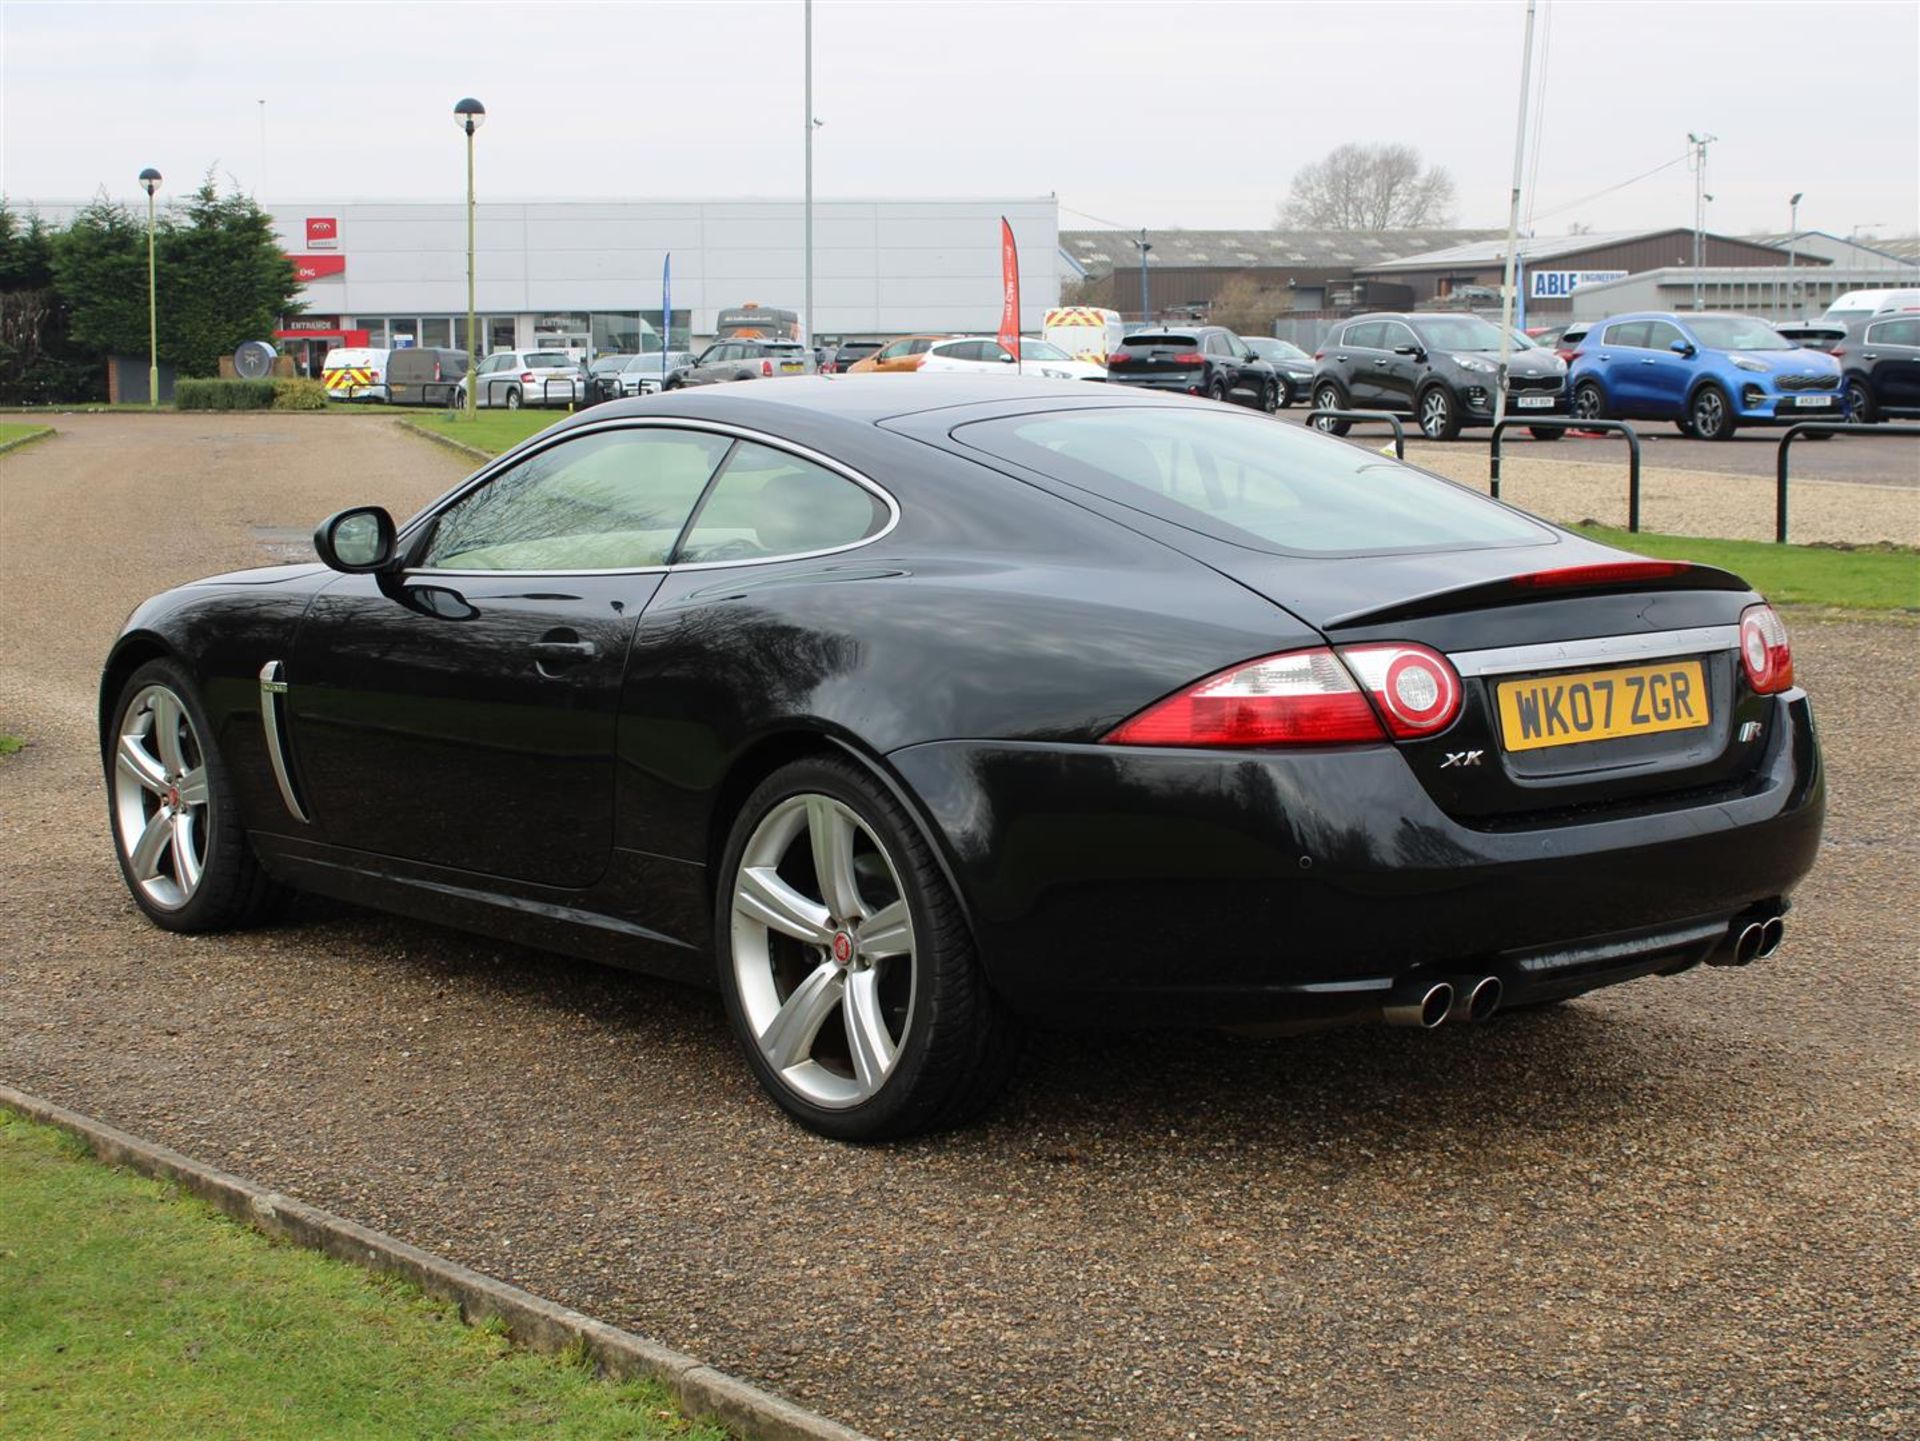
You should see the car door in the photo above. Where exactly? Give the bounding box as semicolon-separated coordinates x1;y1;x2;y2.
285;424;736;888
1638;320;1697;417
1591;321;1648;412
1864;317;1920;410
1338;322;1387;406
1223;332;1266;399
1373;320;1424;413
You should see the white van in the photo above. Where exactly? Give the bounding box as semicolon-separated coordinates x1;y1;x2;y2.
320;347;392;402
1043;307;1126;367
1819;290;1920;335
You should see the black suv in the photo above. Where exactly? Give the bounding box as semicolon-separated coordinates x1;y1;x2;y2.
1836;311;1920;422
1105;327;1278;410
1310;312;1568;440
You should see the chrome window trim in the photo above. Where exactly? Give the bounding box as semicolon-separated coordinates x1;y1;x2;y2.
400;416;901;579
1449;625;1740;679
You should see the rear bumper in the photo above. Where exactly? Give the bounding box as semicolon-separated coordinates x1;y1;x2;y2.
887;689;1823;1027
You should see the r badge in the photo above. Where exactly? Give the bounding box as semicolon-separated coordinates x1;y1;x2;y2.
1738;721;1763;743
1440;750;1484;769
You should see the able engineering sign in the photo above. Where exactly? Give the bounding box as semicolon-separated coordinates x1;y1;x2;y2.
1528;269;1628;300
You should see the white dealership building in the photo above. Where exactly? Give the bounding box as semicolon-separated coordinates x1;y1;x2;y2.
257;196;1061;368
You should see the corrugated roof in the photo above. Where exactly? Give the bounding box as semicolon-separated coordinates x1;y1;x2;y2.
1060;227;1504;276
1359;230;1672;272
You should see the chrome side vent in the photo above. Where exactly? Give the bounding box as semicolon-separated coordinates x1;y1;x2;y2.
258;660;309;824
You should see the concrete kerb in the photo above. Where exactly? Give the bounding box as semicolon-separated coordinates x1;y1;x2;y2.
396;417;496;465
0;1084;874;1441
0;426;58;458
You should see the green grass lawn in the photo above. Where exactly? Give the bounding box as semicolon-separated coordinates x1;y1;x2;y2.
0;421;53;448
1574;524;1920;612
0;1110;729;1441
406;409;565;456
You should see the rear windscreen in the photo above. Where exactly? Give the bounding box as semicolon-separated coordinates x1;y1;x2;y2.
1120;335;1196;349
957;408;1547;557
526;352;572;368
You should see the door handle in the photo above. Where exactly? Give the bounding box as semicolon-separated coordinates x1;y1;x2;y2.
1642;357;1657;365
531;640;596;661
1863;352;1879;359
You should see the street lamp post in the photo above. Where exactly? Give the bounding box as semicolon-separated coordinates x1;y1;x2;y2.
139;168;162;408
1131;230;1152;322
454;98;486;420
1787;192;1803;318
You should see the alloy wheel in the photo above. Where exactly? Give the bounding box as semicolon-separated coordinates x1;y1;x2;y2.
1846;380;1872;424
1420;389;1452;438
1573;383;1604;422
1312;386;1341;430
1693;388;1725;438
112;684;210;910
730;793;917;1109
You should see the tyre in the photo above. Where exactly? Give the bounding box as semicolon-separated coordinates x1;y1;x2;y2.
715;756;1020;1141
1528;426;1564;442
1689;383;1736;441
1418;385;1461;441
105;658;289;933
1846;378;1875;424
1572;380;1607;423
1674;417;1696;437
1207;375;1230;404
1311;383;1350;435
1262;380;1280;414
504;386;523;411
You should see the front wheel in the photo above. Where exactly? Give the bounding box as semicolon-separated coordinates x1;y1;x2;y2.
1846;378;1875;424
1528;426;1564;442
106;659;289;933
1311;384;1350;435
1572;380;1607;423
716;757;1020;1140
1275;379;1295;409
1261;380;1280;414
1418;385;1461;441
1690;383;1736;441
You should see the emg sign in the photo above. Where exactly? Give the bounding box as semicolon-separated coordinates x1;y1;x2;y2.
1529;269;1627;300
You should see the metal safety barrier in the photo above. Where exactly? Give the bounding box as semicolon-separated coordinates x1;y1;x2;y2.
1775;421;1920;544
479;375;579;410
1491;418;1643;533
1305;409;1406;459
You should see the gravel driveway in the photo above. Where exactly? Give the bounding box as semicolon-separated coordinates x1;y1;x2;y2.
4;414;1917;1439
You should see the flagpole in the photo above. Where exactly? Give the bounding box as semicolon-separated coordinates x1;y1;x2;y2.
661;253;671;387
1493;0;1538;437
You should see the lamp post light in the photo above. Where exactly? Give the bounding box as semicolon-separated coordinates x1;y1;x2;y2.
454;97;486;420
139;168;162;408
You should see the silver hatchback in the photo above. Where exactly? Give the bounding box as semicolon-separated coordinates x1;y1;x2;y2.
461;350;584;409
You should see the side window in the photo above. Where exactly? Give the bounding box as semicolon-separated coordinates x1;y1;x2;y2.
1602;321;1648;349
1867;318;1919;346
1378;322;1417;352
877;340;913;361
1204;333;1229;355
421;428;734;571
1226;335;1254;359
1342;322;1382;350
677;442;888;564
908;338;936;355
984;342;1014;363
1643;321;1687;352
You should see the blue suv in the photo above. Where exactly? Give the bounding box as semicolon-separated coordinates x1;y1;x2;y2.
1568;312;1846;440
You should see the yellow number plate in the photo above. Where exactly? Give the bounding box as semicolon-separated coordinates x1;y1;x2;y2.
1496;659;1709;752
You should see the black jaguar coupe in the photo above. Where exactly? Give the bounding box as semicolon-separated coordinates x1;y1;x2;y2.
101;378;1823;1139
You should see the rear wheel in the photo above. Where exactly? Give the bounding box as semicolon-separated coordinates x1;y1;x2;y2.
1528;425;1564;441
504;386;523;411
1690;383;1736;441
1674;416;1696;437
1207;375;1230;404
1418;385;1461;441
716;757;1020;1140
106;659;289;933
1311;383;1350;435
1572;380;1607;423
1846;378;1875;424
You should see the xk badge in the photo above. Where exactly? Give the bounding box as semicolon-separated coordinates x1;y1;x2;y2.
1440;750;1484;769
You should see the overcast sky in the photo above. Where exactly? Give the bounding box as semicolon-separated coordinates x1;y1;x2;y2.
4;0;1916;242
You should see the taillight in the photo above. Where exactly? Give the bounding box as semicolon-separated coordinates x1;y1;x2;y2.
1512;561;1689;589
1107;351;1130;365
1337;643;1463;739
433;361;443;381
1172;351;1205;365
1739;603;1794;694
1312;350;1325;360
520;371;535;382
1103;648;1385;748
1829;346;1846;358
761;359;774;376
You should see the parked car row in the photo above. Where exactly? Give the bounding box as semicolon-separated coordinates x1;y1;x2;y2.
1309;312;1570;441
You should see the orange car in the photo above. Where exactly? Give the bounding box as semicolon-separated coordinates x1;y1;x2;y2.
845;335;946;373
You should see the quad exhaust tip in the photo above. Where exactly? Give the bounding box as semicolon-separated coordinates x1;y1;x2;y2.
1450;975;1503;1024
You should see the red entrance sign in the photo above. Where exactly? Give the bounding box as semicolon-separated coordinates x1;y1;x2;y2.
289;254;346;282
306;216;338;248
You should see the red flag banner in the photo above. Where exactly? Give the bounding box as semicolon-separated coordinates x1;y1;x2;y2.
997;217;1021;361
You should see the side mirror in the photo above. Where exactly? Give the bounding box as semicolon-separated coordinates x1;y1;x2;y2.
314;506;396;573
1394;344;1426;360
999;353;1017;363
1670;339;1696;357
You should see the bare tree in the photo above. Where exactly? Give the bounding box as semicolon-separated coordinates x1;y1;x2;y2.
1277;143;1457;230
1207;273;1287;335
